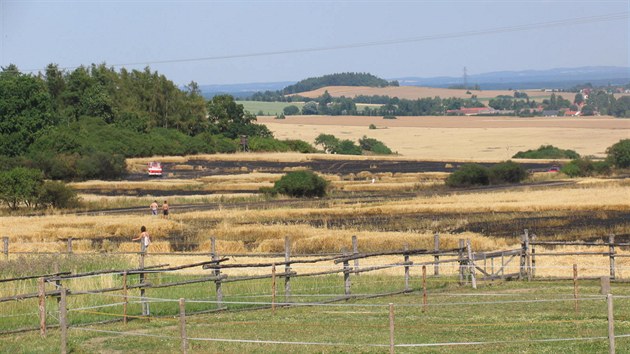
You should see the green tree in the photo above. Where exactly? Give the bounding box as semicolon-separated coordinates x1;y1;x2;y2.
207;95;271;139
314;134;340;153
38;181;80;208
283;105;300;115
0;167;44;209
489;161;528;184
272;170;328;198
446;164;490;187
0;67;54;156
606;139;630;168
611;96;630;118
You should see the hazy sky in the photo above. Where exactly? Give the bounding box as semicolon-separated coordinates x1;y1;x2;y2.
1;0;628;85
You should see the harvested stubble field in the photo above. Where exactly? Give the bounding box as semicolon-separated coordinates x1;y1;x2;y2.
257;115;630;160
2;174;629;268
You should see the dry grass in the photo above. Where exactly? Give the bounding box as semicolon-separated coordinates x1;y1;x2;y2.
257;116;629;160
69;179;204;191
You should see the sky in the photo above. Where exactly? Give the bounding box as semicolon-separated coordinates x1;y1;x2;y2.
1;0;629;85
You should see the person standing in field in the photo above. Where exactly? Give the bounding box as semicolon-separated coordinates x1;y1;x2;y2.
132;226;151;251
162;200;169;219
150;200;159;216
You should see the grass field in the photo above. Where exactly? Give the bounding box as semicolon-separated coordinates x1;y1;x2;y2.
237;101;304;116
2;272;629;353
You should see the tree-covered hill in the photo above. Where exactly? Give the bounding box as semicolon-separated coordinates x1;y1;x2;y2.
282;72;398;94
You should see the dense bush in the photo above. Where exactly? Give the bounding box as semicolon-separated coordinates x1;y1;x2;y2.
446;164;490;187
76;152;127;180
283;139;317;153
0;167;44;209
38;181;80;208
248;137;291;152
283;105;300;115
490;161;528;184
606;139;630;169
359;136;393;155
561;158;611;177
513;145;580;159
271;170;328;198
447;161;529;187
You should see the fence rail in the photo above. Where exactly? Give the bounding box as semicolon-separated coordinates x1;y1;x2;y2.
2;230;628;353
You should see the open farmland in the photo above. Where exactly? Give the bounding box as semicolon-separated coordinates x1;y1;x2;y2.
291;85;630;102
258;115;630;160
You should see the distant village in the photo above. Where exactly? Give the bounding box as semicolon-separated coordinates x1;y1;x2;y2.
446;85;630;117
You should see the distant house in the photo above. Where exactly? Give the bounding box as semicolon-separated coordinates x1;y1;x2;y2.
446;107;495;116
542;110;559;117
563;109;581;116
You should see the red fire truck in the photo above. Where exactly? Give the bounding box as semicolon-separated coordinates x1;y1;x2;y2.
147;162;163;177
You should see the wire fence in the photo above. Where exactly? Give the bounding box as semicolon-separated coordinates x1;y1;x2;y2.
3;232;630;352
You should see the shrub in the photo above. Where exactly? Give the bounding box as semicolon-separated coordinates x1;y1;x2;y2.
283;105;300;115
490;161;528;184
606;139;630;169
337;140;362;155
248;137;290;152
359;136;393;155
272;170;328;198
76;152;126;180
513;145;580;159
0;167;43;209
446;164;490;187
562;158;611;177
38;181;80;208
283;139;317;153
369;124;377;129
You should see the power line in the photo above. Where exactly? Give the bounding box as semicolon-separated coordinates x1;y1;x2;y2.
23;11;628;73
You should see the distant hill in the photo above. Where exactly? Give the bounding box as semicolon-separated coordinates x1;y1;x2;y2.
282;72;398;94
394;66;630;90
199;66;630;98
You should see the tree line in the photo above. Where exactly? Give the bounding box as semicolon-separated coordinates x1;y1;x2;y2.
0;63;316;183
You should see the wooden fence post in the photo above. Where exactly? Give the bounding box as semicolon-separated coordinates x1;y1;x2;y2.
609;234;616;280
122;271;128;325
389;303;395;354
458;239;465;285
403;245;410;292
59;287;68;354
520;229;530;280
271;264;277;314
66;237;73;255
466;240;477;289
3;236;8;259
573;264;579;313
352;235;359;274
343;248;351;296
38;277;46;337
284;237;292;302
179;298;188;354
531;233;536;278
433;232;440;276
211;237;223;309
500;252;505;280
607;294;615;354
139;241;148;316
601;276;611;295
422;265;427;312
